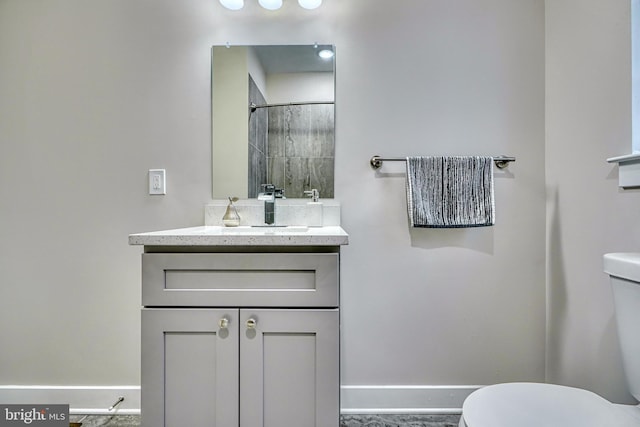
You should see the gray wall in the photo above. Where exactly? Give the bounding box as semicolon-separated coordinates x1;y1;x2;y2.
0;0;636;408
0;0;213;385
337;0;547;390
545;0;639;403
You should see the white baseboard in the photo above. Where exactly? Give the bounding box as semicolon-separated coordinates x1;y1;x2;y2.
340;385;482;414
0;384;478;415
0;386;140;415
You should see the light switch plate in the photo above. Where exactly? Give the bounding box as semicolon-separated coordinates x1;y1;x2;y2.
149;169;166;195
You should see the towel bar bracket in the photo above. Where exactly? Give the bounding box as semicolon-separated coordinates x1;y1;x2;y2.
370;155;515;170
370;155;384;169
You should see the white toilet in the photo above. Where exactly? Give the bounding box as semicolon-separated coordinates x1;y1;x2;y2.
460;253;640;427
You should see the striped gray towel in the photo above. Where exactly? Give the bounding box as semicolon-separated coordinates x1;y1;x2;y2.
406;156;495;228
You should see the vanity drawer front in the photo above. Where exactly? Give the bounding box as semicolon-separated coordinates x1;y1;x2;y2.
142;253;339;307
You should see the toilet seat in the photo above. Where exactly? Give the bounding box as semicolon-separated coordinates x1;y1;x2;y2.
461;383;640;427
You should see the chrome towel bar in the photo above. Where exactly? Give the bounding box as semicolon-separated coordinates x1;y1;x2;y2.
370;155;516;170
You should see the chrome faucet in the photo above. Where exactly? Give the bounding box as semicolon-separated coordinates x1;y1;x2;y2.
258;184;285;225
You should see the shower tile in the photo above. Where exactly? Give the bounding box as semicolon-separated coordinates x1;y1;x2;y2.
248;75;268;154
285;157;334;198
265;103;335;197
249;144;267;198
267;156;286;191
248;75;268;198
256;107;268;154
284;105;334;158
267;107;286;158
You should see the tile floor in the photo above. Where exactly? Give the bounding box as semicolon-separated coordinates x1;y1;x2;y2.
341;414;461;426
70;414;462;426
69;415;140;426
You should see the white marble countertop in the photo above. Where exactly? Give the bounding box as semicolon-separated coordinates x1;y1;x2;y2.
128;225;349;246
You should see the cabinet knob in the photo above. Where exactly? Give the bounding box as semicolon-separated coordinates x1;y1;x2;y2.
246;318;257;329
218;317;229;329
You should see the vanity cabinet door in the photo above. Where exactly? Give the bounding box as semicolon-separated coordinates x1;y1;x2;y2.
240;309;339;427
141;308;239;427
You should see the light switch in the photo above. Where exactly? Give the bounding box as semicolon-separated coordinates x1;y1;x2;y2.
149;169;166;195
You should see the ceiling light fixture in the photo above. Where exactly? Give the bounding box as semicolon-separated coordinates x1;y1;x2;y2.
219;0;321;10
220;0;244;10
298;0;322;9
318;49;334;59
258;0;283;10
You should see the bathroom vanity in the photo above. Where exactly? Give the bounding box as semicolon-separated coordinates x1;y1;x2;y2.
129;219;348;427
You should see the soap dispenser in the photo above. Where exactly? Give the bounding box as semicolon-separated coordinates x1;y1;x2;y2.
222;197;241;227
303;189;323;227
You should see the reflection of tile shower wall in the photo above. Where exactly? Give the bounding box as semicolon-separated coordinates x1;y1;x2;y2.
267;104;334;198
248;76;268;198
248;75;335;199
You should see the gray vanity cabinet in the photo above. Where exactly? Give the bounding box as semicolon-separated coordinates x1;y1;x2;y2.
140;251;340;427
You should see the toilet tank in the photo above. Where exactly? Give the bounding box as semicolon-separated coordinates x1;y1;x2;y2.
604;253;640;402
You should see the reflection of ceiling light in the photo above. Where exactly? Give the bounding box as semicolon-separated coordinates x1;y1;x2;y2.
219;0;321;10
258;0;282;9
219;0;244;10
318;49;334;59
298;0;321;9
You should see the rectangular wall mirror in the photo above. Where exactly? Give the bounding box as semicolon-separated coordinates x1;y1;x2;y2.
211;44;335;199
